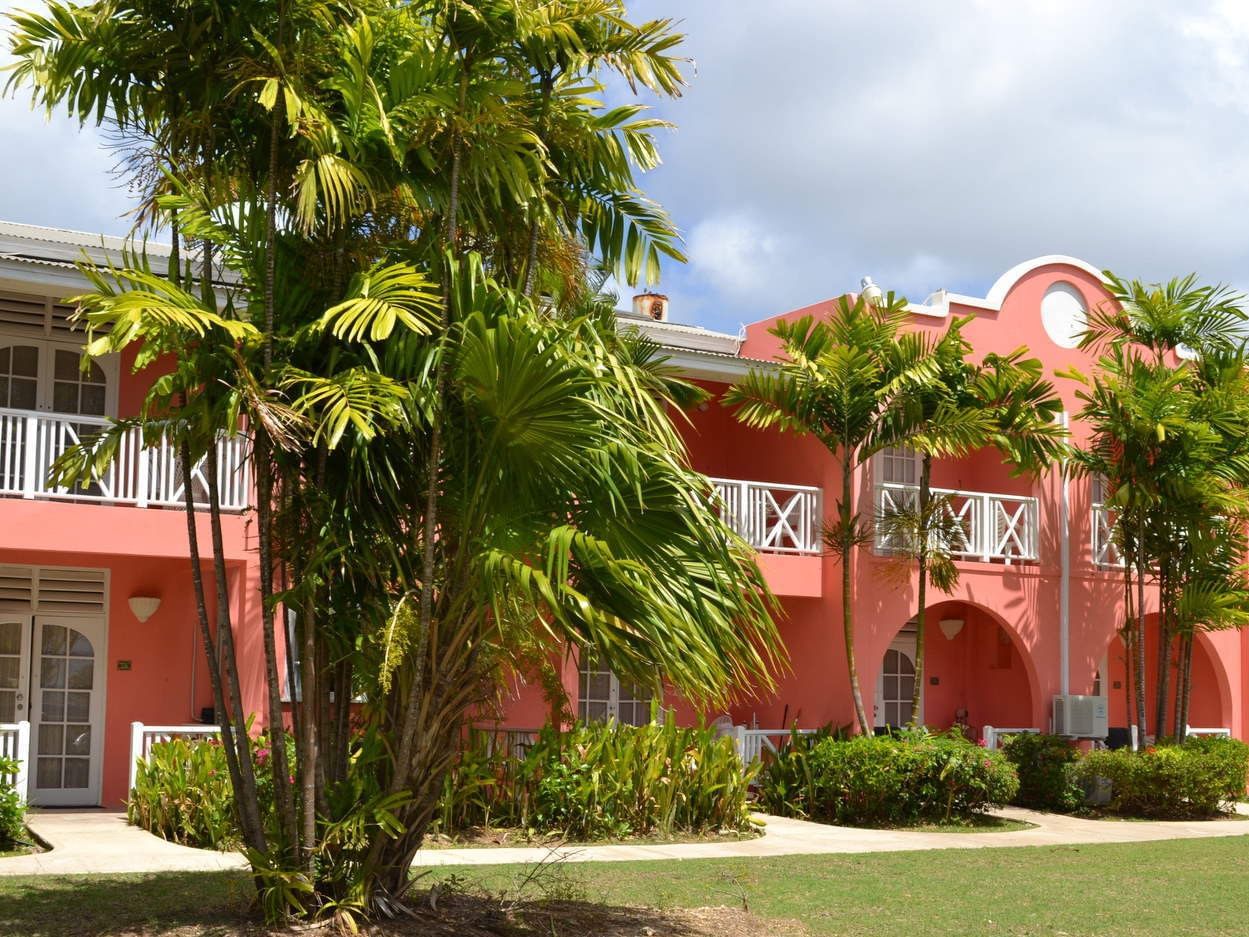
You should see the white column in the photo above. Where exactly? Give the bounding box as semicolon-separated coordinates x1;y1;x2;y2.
14;720;29;804
1059;412;1071;698
20;415;38;499
128;721;145;793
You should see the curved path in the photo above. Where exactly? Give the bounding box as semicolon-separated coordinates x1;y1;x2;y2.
2;805;1246;876
412;805;1249;867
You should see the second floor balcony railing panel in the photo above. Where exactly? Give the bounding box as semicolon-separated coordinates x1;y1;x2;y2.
874;482;1039;563
0;407;249;511
1091;503;1124;567
709;477;822;555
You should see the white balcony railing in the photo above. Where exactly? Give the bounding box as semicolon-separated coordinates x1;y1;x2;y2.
1092;503;1124;567
0;407;249;511
874;482;1039;563
710;477;822;555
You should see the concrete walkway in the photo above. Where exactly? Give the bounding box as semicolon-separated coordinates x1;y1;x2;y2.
412;805;1249;867
0;810;247;876
2;805;1246;876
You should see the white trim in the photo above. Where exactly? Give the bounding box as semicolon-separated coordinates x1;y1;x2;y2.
910;255;1107;320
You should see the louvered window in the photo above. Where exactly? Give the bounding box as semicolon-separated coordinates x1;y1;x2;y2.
0;565;106;614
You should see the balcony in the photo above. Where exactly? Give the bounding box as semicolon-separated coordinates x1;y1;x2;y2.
710;477;822;555
0;407;249;511
1092;503;1122;567
874;482;1039;563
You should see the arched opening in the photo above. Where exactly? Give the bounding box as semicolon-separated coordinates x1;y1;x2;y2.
872;600;1039;739
1098;622;1233;737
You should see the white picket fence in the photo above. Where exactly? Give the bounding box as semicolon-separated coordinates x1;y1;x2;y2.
730;726;820;765
0;721;30;802
128;721;223;792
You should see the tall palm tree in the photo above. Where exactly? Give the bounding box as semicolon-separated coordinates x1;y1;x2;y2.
878;318;1066;724
14;0;783;919
1066;273;1249;742
727;293;932;733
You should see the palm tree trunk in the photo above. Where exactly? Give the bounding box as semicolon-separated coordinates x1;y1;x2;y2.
1175;633;1194;742
179;439;252;844
842;449;870;733
523;71;554;297
1153;563;1172;740
203;438;268;851
1134;522;1149;742
910;455;931;726
392;63;469;793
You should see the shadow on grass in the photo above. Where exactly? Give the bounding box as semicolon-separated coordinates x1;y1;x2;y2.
0;870;770;936
0;870;256;937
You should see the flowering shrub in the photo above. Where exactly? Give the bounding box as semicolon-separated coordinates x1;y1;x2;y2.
1000;733;1084;812
757;729;1019;826
1075;736;1249;818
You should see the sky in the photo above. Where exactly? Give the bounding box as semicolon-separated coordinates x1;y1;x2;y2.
4;1;1249;333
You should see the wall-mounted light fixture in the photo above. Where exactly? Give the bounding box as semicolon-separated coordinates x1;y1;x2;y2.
939;618;965;641
128;595;161;623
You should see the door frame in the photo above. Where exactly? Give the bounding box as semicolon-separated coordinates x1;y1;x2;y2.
874;630;922;729
28;614;109;806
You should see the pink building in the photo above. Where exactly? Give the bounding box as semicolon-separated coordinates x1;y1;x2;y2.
0;223;1242;808
501;258;1246;755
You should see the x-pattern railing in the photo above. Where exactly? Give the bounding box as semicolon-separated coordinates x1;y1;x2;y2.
875;482;1039;563
709;477;822;555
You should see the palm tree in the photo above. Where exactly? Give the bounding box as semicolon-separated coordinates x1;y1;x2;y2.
877;319;1066;724
1066;273;1249;743
727;292;932;733
13;0;783;919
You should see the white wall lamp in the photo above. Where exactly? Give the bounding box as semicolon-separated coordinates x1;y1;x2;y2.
939;618;965;641
129;595;162;623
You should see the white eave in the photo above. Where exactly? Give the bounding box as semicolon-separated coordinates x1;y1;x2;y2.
616;311;744;355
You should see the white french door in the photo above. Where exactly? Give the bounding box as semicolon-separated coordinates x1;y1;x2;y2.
875;632;921;729
29;616;106;806
0;337;115;417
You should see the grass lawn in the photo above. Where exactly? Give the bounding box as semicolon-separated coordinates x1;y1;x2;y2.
2;836;1248;935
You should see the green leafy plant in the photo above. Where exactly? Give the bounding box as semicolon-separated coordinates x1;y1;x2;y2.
1075;736;1249;818
758;730;1018;826
999;733;1083;813
0;757;27;849
433;718;756;841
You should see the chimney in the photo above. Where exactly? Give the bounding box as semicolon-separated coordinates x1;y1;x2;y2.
632;292;669;322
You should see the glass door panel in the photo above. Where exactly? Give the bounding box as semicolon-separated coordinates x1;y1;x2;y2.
0;618;31;724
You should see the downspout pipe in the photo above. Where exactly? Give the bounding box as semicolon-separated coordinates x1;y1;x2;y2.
1059;411;1071;699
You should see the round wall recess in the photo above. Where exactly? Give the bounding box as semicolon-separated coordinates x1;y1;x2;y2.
1041;282;1087;349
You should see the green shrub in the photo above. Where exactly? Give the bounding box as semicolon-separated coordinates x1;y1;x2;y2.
1076;737;1249;819
433;717;755;840
127;736;238;849
0;757;27;849
758;730;1019;826
132;718;753;847
127;732;290;850
1000;733;1083;812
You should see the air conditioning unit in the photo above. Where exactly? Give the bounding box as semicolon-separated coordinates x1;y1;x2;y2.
1053;694;1109;739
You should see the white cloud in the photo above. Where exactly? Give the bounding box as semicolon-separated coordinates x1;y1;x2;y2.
626;0;1249;330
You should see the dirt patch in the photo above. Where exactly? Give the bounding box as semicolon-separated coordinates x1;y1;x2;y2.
97;898;805;937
